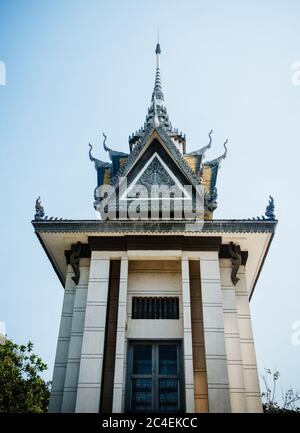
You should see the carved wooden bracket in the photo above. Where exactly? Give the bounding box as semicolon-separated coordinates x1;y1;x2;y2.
228;242;242;286
69;241;82;285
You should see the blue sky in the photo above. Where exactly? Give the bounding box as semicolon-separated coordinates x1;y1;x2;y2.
0;0;300;399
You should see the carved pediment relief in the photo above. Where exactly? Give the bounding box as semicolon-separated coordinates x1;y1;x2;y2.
120;152;192;201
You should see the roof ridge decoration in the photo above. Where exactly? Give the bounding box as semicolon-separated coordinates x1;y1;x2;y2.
248;195;276;221
110;126;201;189
102;133;128;161
87;41;233;218
33;196;69;221
32;219;278;234
185;129;213;158
265;195;275;220
35;196;45;220
204;139;228;167
88;143;111;170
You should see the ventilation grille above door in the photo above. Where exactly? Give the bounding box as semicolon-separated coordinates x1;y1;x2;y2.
131;297;179;319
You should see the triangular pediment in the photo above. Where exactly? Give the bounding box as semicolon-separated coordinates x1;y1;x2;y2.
111;127;200;189
120;152;192;200
95;127;203;219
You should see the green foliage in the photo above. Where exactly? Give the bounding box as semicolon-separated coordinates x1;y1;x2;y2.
0;339;50;413
261;368;300;413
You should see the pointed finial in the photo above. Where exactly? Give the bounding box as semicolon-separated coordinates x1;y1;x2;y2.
155;25;161;55
155;43;161;55
152;29;164;106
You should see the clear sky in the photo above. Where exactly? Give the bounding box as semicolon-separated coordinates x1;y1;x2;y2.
0;0;299;400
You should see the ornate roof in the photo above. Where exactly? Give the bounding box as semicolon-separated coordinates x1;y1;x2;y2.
128;42;186;152
88;41;232;218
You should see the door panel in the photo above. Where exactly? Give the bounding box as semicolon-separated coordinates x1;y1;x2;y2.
132;345;152;374
159;344;178;375
131;378;152;412
158;378;180;412
127;341;183;413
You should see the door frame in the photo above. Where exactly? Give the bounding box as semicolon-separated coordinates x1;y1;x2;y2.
125;339;185;413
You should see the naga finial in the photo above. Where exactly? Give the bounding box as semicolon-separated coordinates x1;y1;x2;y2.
34;196;45;220
88;142;111;170
101;132;128;161
88;143;93;161
202;129;213;154
205;138;228;167
222;139;228;159
208;129;213;147
103;133;108;152
184;129;213;157
265;195;275;220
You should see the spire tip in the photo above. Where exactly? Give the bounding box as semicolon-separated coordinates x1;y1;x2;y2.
155;25;161;55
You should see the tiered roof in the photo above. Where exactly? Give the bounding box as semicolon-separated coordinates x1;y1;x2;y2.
88;42;231;218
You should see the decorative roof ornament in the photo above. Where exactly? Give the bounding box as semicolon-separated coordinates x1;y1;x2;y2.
265;195;275;220
111;126;201;189
153;93;160;127
88;143;111;170
102;133;128;161
128;39;186;152
69;241;82;285
205;139;228;167
152;35;164;105
155;41;161;55
33;197;68;221
204;187;218;212
185;129;213;157
247;195;276;221
228;242;242;286
34;196;45;220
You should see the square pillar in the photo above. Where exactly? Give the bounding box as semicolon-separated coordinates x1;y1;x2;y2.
181;258;195;413
48;266;76;413
75;253;110;412
61;265;89;412
220;260;247;412
236;267;263;413
200;252;231;413
112;258;128;413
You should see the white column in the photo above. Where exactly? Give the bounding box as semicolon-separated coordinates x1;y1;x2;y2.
236;266;263;413
75;253;110;412
61;264;89;412
220;260;247;412
48;266;75;413
112;258;128;413
200;252;231;413
181;258;195;413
